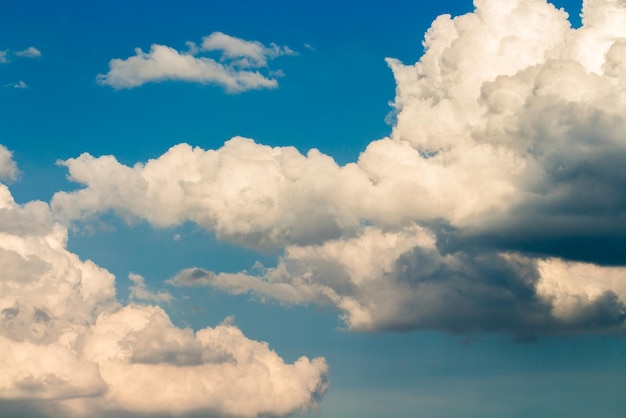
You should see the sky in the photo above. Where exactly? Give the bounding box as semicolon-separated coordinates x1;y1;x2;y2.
1;0;626;417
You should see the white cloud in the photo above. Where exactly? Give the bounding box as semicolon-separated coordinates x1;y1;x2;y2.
128;273;173;304
52;139;369;249
77;305;327;417
0;46;39;88
0;177;327;416
54;0;626;335
169;226;626;335
0;146;18;182
536;258;626;323
0;46;42;63
201;31;296;68
97;32;294;92
15;47;41;58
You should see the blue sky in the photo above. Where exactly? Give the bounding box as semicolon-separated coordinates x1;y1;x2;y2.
1;0;625;417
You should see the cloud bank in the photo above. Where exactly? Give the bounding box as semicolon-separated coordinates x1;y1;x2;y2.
0;156;327;416
54;0;626;336
97;32;295;92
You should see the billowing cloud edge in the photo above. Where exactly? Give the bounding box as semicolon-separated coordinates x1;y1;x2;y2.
0;154;328;417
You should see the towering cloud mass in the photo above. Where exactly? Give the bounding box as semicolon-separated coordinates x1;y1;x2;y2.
0;155;327;416
54;0;626;336
97;32;294;92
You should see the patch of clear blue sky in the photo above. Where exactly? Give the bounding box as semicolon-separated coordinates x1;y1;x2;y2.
3;1;623;417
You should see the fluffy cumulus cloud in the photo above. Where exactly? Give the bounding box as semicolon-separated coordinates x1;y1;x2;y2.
97;32;294;92
52;138;369;249
0;155;327;416
53;0;626;336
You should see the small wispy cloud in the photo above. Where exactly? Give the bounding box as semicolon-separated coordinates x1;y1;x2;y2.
97;32;295;92
15;46;41;58
0;46;42;63
128;273;174;304
0;46;40;88
200;31;296;68
12;80;27;89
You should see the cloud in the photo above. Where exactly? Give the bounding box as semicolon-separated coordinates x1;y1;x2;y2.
77;305;327;417
53;0;626;336
0;46;41;63
128;273;173;304
201;31;296;68
52;139;369;249
0;46;39;88
15;47;41;58
8;81;28;89
168;225;626;336
97;32;294;92
0;158;327;416
0;146;18;182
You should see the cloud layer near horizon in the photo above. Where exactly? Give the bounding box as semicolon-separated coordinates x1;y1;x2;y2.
0;156;327;417
52;0;626;336
97;32;294;92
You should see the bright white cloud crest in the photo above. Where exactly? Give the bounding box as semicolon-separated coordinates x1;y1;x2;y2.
0;156;327;416
97;32;294;92
53;0;626;336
